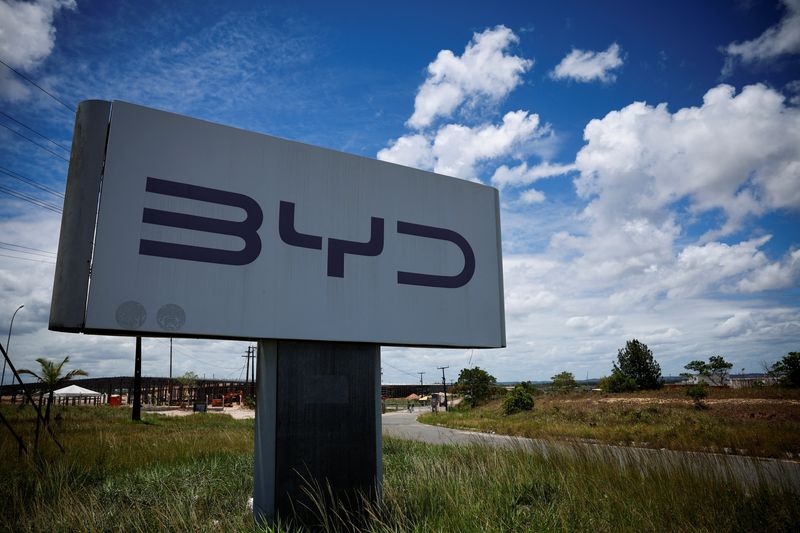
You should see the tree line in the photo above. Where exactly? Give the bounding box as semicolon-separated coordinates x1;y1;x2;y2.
453;342;799;415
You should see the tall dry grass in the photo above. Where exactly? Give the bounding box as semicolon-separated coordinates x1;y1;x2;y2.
1;405;798;532
419;388;800;458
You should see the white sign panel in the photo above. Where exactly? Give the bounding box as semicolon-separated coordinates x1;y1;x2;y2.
77;101;505;347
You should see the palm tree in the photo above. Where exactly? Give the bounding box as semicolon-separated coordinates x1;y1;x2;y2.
18;356;88;423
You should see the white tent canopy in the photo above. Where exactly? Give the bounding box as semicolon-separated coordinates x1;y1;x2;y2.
53;385;102;397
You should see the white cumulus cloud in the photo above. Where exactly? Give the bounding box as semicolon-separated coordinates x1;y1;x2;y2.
526;83;800;331
491;161;576;189
379;26;553;183
407;25;532;129
551;43;623;83
663;236;774;298
519;188;545;204
0;0;76;100
724;0;800;71
379;110;546;180
737;248;800;292
432;110;543;179
714;313;754;338
374;133;434;171
565;315;621;335
380;32;800;379
573;83;800;239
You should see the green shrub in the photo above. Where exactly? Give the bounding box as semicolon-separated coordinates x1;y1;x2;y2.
457;367;497;406
503;385;535;415
518;380;542;395
686;383;708;408
599;370;638;392
551;371;577;392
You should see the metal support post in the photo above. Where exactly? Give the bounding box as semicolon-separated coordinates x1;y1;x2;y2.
253;340;382;525
132;337;142;421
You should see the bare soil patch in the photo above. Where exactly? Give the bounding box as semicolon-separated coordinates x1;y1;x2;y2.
153;406;255;419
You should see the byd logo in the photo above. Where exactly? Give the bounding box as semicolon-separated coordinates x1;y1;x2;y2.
138;177;475;289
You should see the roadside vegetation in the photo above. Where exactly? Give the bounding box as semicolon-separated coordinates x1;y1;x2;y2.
2;405;799;532
0;406;254;532
423;345;800;459
420;386;800;459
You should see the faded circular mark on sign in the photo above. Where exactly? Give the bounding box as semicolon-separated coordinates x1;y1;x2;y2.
115;301;146;329
157;304;186;332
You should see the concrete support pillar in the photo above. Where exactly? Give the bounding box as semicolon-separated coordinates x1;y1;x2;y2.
253;340;382;525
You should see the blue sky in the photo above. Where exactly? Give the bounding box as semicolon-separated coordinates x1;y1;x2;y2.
1;0;798;384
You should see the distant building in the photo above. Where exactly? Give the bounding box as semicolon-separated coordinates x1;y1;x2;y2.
728;376;778;389
680;375;731;387
680;374;778;388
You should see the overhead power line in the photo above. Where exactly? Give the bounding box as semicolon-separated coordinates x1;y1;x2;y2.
0;58;75;112
0;252;55;264
150;338;241;374
0;184;62;213
0;243;55;259
0;166;65;199
382;360;419;380
0;122;70;162
0;111;71;152
0;241;56;256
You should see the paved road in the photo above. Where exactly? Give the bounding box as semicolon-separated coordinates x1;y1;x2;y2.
382;409;800;493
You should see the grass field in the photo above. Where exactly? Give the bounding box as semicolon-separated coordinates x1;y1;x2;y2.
418;387;800;459
1;404;799;532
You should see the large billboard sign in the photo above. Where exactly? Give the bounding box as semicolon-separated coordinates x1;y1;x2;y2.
50;101;505;348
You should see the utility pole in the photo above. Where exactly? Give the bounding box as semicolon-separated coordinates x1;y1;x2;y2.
243;347;250;386
250;345;255;385
437;366;449;409
243;345;256;396
418;372;425;394
168;338;173;405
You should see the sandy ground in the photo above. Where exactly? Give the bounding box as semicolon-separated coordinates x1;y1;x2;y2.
595;397;800;406
151;405;256;419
